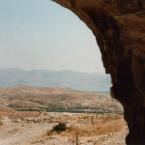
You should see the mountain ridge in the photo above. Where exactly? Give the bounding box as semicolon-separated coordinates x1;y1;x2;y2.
0;68;111;92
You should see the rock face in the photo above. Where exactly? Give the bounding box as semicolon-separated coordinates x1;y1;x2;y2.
53;0;145;145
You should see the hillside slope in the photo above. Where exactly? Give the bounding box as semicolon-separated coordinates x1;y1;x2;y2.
0;86;123;114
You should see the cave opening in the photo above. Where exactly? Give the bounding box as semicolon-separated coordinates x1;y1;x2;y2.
53;0;145;145
1;1;132;144
52;1;128;145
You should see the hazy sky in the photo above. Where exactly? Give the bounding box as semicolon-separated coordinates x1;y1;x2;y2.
0;0;105;74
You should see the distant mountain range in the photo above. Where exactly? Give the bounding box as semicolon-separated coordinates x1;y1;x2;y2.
0;68;111;92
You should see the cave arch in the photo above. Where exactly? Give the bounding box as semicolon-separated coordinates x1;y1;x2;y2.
53;0;145;145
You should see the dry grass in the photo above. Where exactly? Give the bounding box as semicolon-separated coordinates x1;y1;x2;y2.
0;111;126;145
46;115;126;145
47;115;125;138
0;110;40;120
0;120;3;126
0;117;3;126
63;121;123;137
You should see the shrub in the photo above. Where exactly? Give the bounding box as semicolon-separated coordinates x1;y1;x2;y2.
52;122;67;133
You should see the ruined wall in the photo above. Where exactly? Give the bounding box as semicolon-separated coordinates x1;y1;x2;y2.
53;0;145;144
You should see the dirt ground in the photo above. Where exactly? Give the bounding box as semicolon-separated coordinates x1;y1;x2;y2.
0;112;128;145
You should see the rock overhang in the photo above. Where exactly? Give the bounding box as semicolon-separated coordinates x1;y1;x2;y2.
52;1;145;144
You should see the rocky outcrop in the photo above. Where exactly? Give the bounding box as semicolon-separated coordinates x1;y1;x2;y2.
53;0;145;144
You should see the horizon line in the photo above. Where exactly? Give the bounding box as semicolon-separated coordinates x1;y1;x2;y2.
0;67;107;75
